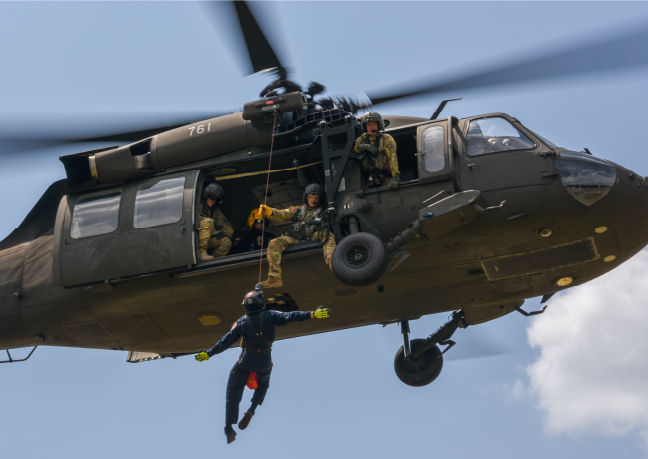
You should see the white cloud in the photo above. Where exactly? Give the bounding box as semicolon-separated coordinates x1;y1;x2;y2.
526;249;648;447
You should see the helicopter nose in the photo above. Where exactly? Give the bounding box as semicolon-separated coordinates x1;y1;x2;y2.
555;151;648;264
591;159;648;257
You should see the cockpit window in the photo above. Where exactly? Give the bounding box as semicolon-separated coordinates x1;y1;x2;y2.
134;177;185;228
529;130;558;148
70;193;121;239
466;117;536;156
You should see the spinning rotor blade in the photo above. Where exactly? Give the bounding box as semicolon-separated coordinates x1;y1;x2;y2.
234;1;286;76
73;118;209;143
367;24;648;106
0;111;228;151
205;1;287;78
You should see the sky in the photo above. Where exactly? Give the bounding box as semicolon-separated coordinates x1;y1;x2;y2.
2;1;648;458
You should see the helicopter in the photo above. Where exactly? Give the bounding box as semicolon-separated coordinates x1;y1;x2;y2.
1;1;648;390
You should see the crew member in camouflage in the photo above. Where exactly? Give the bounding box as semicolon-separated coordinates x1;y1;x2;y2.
353;111;400;189
258;183;336;288
199;182;233;261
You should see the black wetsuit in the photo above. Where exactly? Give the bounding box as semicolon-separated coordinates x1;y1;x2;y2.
206;309;312;425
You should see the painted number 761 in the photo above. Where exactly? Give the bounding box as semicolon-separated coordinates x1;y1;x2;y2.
188;122;212;136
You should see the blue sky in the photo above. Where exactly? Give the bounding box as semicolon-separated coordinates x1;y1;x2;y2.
2;2;648;458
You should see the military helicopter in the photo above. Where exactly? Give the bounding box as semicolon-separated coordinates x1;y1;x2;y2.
1;2;648;389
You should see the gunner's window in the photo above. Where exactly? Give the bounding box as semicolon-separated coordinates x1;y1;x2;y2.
70;192;121;239
134;177;185;228
466;117;535;156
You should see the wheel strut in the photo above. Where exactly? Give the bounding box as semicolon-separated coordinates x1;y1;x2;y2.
410;310;467;360
400;320;411;358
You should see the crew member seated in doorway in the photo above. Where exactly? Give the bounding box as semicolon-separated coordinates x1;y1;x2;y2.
353;111;400;189
198;182;233;261
258;183;336;289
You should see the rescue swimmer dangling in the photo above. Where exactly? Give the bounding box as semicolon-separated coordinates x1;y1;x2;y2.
195;284;331;444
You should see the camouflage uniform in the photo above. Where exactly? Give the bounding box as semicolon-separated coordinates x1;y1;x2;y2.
264;205;336;283
353;132;399;187
199;202;234;258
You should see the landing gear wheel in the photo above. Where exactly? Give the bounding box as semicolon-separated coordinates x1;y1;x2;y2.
331;232;388;286
394;338;443;387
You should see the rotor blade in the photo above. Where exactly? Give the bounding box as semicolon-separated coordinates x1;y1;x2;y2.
367;23;648;106
0;112;229;148
74;121;196;143
213;1;287;77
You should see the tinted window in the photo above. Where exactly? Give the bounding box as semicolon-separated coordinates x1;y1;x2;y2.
70;193;121;239
557;152;617;206
134;177;185;228
422;125;445;172
466;117;536;156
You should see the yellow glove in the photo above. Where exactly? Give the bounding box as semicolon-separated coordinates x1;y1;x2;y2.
195;351;210;362
259;204;273;217
247;208;265;227
313;306;330;319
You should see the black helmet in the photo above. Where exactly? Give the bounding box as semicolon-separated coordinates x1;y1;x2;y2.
303;183;324;206
241;284;266;311
202;182;224;206
361;111;384;131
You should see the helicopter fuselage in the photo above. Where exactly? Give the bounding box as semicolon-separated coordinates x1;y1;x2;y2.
1;108;647;357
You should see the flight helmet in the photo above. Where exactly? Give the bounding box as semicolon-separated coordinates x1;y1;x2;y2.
303;183;324;206
202;182;224;206
241;284;266;312
361;112;384;131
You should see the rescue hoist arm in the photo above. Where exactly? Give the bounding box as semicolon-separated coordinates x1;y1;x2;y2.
315;115;358;247
315;115;358;207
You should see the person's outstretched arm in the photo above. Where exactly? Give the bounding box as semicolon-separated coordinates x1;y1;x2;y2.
195;321;243;361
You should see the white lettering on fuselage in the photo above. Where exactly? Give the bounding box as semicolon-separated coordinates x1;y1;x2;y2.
187;122;212;136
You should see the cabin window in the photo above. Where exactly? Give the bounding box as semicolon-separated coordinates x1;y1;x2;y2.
134;177;186;228
70;192;121;239
422;125;445;172
466;117;535;156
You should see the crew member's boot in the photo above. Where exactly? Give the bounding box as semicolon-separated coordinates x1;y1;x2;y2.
238;411;254;430
224;425;236;444
238;402;258;430
260;276;283;288
200;248;215;261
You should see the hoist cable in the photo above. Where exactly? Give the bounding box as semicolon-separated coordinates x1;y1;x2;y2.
258;112;279;283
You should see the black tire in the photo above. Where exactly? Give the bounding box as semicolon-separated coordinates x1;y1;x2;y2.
331;232;388;286
394;338;443;387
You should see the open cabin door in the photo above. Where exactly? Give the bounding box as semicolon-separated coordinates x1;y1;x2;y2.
54;171;198;287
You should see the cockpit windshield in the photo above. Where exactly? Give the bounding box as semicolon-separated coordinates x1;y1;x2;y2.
466;116;536;156
529;130;558;148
